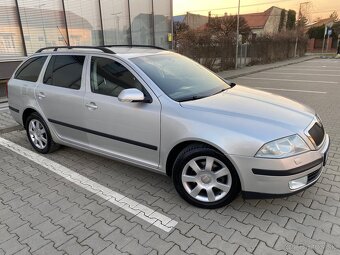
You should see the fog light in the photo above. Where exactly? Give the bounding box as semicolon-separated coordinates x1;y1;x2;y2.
289;176;308;190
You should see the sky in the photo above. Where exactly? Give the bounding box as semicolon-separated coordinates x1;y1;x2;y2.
173;0;340;21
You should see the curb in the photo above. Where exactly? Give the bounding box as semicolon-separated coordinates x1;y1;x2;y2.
222;56;318;79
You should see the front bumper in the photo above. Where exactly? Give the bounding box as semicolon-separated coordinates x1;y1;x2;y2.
230;134;330;198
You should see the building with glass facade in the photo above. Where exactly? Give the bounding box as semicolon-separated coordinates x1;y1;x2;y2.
0;0;173;79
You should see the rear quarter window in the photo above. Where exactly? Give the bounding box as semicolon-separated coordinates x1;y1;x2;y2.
14;56;47;82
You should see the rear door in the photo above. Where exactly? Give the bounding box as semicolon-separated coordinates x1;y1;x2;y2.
35;54;87;145
8;56;48;122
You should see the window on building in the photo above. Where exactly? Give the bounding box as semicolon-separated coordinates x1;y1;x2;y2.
3;34;15;49
43;55;85;90
90;56;143;97
130;0;154;45
15;56;47;82
0;0;25;58
0;0;173;60
64;0;103;46
101;0;131;45
17;0;68;54
153;0;171;49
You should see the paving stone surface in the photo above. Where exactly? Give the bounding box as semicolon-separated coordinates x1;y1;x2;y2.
0;59;339;254
0;111;18;130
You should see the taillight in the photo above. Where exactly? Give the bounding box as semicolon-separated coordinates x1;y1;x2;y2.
5;80;8;98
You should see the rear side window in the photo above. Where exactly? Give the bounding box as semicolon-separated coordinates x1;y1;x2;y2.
15;56;47;82
43;55;85;90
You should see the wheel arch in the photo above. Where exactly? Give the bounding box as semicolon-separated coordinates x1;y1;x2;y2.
22;108;39;128
165;140;242;185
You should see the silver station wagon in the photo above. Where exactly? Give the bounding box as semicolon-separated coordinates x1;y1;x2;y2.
8;46;330;208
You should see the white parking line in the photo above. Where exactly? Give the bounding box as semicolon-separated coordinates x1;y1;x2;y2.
0;107;8;113
255;87;327;94
0;103;9;112
238;77;338;84
287;62;337;68
308;61;340;63
261;72;340;77
0;137;178;232
279;68;340;72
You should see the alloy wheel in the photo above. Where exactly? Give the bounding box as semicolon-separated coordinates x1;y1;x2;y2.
28;119;48;150
181;156;232;202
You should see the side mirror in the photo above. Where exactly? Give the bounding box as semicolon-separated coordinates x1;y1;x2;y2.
118;88;145;103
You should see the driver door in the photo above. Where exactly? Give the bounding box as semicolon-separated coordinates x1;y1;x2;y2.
83;56;161;168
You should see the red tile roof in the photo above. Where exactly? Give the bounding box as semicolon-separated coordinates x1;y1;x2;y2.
308;17;336;28
240;7;272;29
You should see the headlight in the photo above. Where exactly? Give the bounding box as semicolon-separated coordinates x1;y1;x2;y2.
256;135;310;158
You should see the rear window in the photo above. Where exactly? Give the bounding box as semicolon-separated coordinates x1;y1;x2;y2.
14;56;47;82
43;55;85;90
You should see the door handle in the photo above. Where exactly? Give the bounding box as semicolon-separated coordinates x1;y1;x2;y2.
85;102;98;110
37;92;46;99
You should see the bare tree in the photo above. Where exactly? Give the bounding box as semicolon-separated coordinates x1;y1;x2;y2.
207;15;251;40
173;21;189;49
330;11;339;21
174;13;307;71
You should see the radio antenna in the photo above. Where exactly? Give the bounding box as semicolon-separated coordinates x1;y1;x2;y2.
57;26;68;46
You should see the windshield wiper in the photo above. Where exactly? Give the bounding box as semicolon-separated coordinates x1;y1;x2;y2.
211;88;228;96
178;88;230;102
177;95;208;102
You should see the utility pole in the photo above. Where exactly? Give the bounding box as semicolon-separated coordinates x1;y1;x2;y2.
294;3;302;57
235;0;240;69
326;30;331;53
170;0;174;50
322;22;334;56
321;24;327;55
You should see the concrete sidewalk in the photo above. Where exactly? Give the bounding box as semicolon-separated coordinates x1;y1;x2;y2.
218;55;317;80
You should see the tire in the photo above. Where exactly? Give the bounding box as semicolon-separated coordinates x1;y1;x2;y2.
25;112;60;154
172;143;240;209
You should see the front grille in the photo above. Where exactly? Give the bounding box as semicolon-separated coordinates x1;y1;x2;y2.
307;168;321;183
308;122;325;147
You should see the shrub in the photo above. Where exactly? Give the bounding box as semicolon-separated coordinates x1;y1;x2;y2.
175;25;307;71
248;32;307;65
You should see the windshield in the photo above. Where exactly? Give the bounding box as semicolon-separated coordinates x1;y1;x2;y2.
131;53;230;102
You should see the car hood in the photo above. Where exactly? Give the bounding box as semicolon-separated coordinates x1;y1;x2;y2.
180;85;315;132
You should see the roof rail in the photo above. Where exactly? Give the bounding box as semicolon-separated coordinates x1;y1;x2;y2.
104;45;166;50
36;46;115;54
